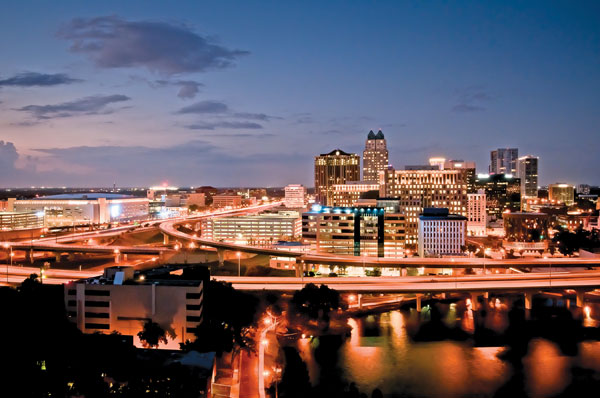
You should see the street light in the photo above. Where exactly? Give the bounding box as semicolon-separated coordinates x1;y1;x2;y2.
237;251;241;276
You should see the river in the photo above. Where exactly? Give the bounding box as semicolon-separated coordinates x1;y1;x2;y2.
295;310;600;397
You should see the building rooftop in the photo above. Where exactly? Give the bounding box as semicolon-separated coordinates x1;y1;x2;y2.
319;149;357;157
306;204;385;214
367;129;385;140
419;208;467;221
33;193;136;200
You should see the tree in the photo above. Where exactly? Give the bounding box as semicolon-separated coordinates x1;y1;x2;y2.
290;283;344;321
182;280;259;353
137;320;168;348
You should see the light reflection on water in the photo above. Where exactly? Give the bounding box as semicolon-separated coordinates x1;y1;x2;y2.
296;310;600;397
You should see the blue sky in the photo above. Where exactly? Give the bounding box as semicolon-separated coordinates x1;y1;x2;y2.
1;0;599;187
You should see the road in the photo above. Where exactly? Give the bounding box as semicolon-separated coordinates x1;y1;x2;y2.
215;271;600;293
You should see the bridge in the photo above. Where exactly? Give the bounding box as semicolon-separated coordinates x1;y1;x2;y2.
215;271;600;311
4;241;170;264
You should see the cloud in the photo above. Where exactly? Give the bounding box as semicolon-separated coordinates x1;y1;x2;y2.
452;103;485;112
0;141;19;169
176;100;229;114
57;15;249;75
153;79;204;99
15;94;131;120
452;86;493;113
232;112;279;121
0;72;82;87
175;100;279;123
185;121;263;130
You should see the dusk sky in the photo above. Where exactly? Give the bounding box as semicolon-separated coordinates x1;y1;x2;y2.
1;0;599;187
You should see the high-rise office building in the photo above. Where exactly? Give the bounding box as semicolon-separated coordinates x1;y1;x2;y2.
474;174;521;221
490;148;518;175
517;155;539;198
379;167;468;247
444;159;477;193
302;205;405;258
284;184;306;208
314;149;360;206
363;130;389;182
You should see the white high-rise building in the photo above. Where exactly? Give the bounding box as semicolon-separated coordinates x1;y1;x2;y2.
363;130;389;183
467;190;487;236
284;184;306;208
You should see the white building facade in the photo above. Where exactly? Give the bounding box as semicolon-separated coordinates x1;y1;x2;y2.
418;208;467;257
14;193;149;227
467;190;487;236
284;184;306;208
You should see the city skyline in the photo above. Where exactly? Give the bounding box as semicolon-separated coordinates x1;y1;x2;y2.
1;0;599;187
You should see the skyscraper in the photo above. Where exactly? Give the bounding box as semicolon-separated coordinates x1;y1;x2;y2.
517;155;539;198
314;149;360;205
379;167;468;247
490;148;519;175
363;130;389;182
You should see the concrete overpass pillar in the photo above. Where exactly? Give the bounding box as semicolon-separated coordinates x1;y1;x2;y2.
401;268;407;277
470;292;479;311
163;233;170;245
123;253;128;262
26;249;34;264
576;290;586;308
217;248;225;266
55;252;61;263
358;294;363;309
416;294;423;312
114;253;121;264
524;292;533;311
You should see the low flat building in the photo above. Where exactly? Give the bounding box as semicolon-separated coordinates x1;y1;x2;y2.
549;183;575;206
14;193;149;227
204;211;301;246
212;195;242;208
0;210;44;231
65;266;205;350
418;208;467;257
502;212;549;253
302;205;406;258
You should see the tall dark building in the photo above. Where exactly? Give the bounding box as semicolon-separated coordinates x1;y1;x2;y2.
475;173;521;221
314;149;360;205
517;155;539;198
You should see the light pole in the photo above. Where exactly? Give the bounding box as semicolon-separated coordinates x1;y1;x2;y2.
237;251;241;277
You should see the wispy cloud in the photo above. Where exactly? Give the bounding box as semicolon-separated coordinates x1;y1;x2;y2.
452;86;493;113
176;100;229;114
57;15;249;75
0;72;82;87
185;121;263;130
15;94;131;120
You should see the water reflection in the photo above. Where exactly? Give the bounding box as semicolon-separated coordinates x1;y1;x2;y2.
295;310;600;397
